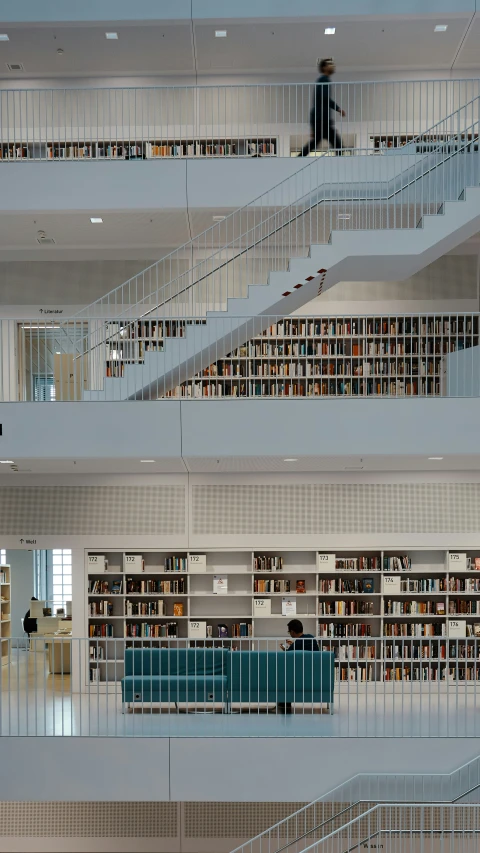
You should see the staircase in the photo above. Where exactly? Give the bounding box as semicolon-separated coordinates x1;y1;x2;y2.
228;754;480;853
72;103;480;401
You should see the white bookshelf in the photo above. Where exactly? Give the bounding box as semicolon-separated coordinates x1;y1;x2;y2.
85;548;480;687
1;138;278;162
161;313;479;398
0;564;11;665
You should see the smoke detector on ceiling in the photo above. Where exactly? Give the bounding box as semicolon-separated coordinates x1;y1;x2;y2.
37;231;56;245
6;63;25;72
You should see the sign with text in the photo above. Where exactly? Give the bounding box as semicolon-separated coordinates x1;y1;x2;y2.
382;575;401;594
188;554;207;574
253;598;272;616
449;553;467;572
448;619;467;638
88;555;106;571
189;621;207;639
317;553;335;572
123;554;144;573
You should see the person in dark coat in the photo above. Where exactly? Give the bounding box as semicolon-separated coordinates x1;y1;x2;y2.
300;58;346;156
24;597;38;636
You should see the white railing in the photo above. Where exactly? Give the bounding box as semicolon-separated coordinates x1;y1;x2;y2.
5;313;480;402
0;79;479;160
230;758;480;853
3;636;480;736
294;804;480;853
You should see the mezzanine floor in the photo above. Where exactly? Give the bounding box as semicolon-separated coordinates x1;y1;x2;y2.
1;651;480;737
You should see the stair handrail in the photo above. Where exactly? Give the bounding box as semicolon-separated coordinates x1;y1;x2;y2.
72;112;480;363
228;752;480;853
71;93;480;322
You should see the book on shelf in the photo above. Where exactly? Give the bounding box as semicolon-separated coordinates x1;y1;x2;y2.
125;599;164;617
173;602;184;617
125;622;177;638
217;624;229;638
296;580;306;594
282;598;296;616
89;600;113;617
89;624;114;638
89;644;105;660
89;666;99;683
254;556;283;572
213;576;228;595
111;580;122;594
231;623;252;638
165;556;187;573
382;556;411;572
318;623;372;637
254;578;291;593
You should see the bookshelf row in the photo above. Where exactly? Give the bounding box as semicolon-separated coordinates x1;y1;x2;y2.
0;564;11;665
0;138;277;161
155;313;477;399
86;550;480;683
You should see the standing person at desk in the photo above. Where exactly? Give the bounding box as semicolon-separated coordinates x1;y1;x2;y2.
300;58;346;157
278;619;319;713
23;596;38;636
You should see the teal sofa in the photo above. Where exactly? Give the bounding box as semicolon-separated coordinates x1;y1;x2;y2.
228;651;334;712
121;648;229;711
121;648;334;713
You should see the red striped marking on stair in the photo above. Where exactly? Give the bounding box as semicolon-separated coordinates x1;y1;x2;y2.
305;276;315;281
317;269;327;274
282;291;291;296
294;283;303;289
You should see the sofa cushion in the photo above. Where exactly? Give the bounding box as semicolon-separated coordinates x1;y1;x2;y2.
124;648;229;677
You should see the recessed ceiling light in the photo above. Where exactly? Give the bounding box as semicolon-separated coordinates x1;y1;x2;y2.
324;27;336;35
284;458;298;462
215;30;227;37
55;351;61;355
0;461;14;464
338;214;351;220
105;32;118;39
0;35;9;41
213;215;226;221
140;459;156;463
428;456;444;460
90;217;103;224
434;25;448;32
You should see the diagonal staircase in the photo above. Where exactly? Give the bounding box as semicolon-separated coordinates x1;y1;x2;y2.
71;102;480;401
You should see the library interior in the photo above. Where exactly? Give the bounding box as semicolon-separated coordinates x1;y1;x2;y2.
4;0;480;851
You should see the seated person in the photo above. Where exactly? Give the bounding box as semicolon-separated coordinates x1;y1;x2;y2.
278;619;319;713
23;596;38;636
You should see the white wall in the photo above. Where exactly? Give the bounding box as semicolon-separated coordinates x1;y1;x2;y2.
0;736;477;802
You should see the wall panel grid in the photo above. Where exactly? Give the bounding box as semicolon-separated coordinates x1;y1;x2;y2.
0;486;186;536
0;802;179;837
192;483;480;536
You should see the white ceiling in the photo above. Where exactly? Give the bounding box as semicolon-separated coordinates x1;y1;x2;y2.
0;13;478;78
1;454;480;475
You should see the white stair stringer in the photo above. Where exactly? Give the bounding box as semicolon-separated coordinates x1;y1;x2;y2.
83;185;480;401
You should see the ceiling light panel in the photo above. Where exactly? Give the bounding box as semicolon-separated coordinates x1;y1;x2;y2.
0;35;9;41
434;25;448;32
324;27;336;35
215;30;227;37
105;32;118;39
90;217;103;224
